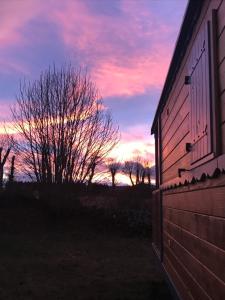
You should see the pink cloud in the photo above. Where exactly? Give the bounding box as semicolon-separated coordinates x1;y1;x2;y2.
51;0;177;98
0;1;42;48
0;0;181;98
93;51;170;97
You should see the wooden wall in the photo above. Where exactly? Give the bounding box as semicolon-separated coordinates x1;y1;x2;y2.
218;0;225;152
162;182;225;300
160;0;224;185
154;1;225;299
152;189;162;260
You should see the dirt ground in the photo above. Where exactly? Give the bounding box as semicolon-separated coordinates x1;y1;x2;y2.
0;204;172;300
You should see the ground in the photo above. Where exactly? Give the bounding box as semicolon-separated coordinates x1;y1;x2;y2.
0;202;172;300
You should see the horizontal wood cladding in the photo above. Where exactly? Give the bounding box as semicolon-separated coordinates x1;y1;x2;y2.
152;190;162;259
164;217;225;283
161;73;188;129
162;85;190;140
162;153;191;183
163;255;193;300
163;187;225;218
164;231;225;300
218;0;225;36
162;94;190;150
164;246;210;300
162;114;189;161
162;134;191;173
164;207;225;251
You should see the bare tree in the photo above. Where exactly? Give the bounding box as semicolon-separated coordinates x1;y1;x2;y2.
123;158;152;186
145;165;151;185
123;161;135;186
134;161;142;185
107;159;121;187
0;135;14;188
12;64;119;184
141;165;146;184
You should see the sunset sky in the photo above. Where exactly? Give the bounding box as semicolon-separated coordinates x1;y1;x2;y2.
0;0;187;169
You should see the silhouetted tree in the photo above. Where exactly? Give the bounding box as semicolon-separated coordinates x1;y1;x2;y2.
123;161;135;186
145;166;151;185
123;159;152;186
12;64;119;184
0;135;14;188
8;155;15;184
107;159;121;187
133;157;144;185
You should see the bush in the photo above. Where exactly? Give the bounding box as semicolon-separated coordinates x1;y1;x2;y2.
81;185;153;236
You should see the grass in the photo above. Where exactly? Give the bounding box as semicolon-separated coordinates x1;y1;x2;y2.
0;197;172;300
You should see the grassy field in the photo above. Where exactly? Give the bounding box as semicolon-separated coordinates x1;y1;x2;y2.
0;197;172;300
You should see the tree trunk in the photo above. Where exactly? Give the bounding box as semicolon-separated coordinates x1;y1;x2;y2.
0;165;3;189
141;170;145;184
129;172;134;186
147;174;151;185
8;155;15;184
112;173;115;187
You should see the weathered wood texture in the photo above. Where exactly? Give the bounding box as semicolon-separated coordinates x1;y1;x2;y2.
163;184;225;300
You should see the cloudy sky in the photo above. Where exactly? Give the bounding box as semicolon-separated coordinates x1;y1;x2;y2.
0;0;187;168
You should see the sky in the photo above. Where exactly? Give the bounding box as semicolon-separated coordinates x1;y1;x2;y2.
0;0;188;173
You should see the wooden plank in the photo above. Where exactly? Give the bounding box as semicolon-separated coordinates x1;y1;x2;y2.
162;134;191;172
163;207;225;251
162;96;189;148
152;190;162;259
162;114;189;160
161;76;188;132
164;244;211;300
164;231;225;300
164;218;225;283
162;88;189;141
163;186;225;218
162;153;190;183
163;255;194;300
219;58;225;93
217;0;225;36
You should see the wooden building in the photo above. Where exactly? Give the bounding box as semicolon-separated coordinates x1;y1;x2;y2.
151;0;225;299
